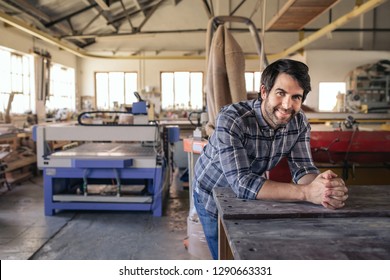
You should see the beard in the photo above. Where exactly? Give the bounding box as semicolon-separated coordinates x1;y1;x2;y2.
262;99;297;129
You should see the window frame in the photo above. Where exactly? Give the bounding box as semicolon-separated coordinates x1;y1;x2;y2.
46;63;76;112
245;71;262;93
0;48;34;114
94;71;138;110
318;82;347;112
160;71;204;111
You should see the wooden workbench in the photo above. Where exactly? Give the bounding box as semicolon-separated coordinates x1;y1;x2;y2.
213;185;390;260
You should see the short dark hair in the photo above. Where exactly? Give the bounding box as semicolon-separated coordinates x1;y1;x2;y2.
260;59;311;102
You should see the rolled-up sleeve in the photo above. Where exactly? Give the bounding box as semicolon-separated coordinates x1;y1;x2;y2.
288;120;320;183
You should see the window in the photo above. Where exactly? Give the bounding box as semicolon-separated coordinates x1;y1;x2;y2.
0;46;77;117
46;63;76;111
319;82;346;111
95;72;138;110
161;71;203;111
245;71;261;92
0;48;34;114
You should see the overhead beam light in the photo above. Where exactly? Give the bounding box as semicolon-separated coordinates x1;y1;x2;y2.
95;0;110;10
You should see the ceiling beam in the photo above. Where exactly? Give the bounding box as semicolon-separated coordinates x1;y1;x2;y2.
201;0;213;18
45;4;98;28
133;0;145;17
0;9;205;60
59;26;390;40
230;0;246;16
2;0;90;46
78;10;104;35
137;0;164;32
119;0;135;31
106;1;159;26
267;0;387;61
1;0;388;60
95;0;110;11
91;0;118;33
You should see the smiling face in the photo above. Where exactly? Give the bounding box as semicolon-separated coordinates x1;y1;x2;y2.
260;73;304;129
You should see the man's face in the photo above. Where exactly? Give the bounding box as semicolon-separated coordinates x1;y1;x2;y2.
260;73;304;129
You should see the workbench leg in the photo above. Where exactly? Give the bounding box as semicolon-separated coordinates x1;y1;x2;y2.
218;216;233;259
152;168;163;217
44;172;55;216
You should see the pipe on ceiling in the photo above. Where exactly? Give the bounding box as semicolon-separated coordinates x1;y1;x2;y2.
266;0;387;61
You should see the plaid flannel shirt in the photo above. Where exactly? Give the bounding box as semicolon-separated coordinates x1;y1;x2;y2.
193;99;319;218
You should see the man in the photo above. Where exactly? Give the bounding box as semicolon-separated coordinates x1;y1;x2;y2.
193;59;348;260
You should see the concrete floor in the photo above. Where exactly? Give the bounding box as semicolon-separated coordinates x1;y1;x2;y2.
0;171;210;260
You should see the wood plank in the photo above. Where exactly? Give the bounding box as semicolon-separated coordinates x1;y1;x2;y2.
266;0;339;30
6;172;33;184
213;185;390;219
224;217;390;260
5;156;36;172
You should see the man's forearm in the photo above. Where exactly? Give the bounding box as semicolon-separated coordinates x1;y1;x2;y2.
297;173;318;185
255;173;318;201
256;171;347;209
256;180;307;201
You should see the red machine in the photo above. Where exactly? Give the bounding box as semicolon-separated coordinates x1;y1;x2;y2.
270;116;390;184
310;129;390;164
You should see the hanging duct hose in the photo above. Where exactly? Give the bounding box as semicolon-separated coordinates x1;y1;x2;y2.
204;15;269;136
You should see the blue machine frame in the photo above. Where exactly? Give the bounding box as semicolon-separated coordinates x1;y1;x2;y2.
43;166;163;216
34;123;167;216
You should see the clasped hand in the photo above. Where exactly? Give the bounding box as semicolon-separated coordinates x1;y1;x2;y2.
309;170;348;209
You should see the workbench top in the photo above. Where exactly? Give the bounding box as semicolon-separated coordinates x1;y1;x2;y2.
213;185;390;260
214;185;390;219
223;216;390;260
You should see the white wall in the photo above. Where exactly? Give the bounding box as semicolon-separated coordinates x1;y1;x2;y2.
306;50;390;110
